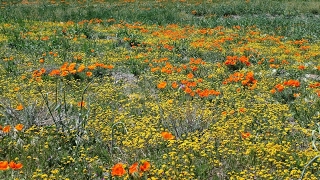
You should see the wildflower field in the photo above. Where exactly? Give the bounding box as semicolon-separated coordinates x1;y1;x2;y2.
1;0;320;179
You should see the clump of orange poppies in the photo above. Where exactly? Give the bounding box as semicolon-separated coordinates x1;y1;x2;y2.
308;82;320;97
0;124;24;133
223;71;257;90
270;79;302;103
157;81;167;89
271;79;300;93
241;132;251;139
224;55;251;70
161;131;175;140
31;61;114;81
0;161;23;170
111;161;151;177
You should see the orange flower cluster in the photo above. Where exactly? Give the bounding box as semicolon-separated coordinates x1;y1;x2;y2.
16;103;24;111
153;57;219;97
46;62;114;77
111;161;151;177
161;131;175;140
179;79;220;97
273;84;285;93
283;79;300;87
150;57;204;75
223;72;244;84
76;18;103;26
271;79;300;93
241;71;257;89
180;79;197;88
157;81;167;89
0;124;24;133
196;88;221;98
111;163;126;176
298;65;306;70
0;161;23;170
308;82;320;97
163;43;174;51
224;55;250;67
152;25;187;40
268;58;290;69
300;45;310;51
77;101;86;107
309;82;320;89
32;68;46;78
241;132;251;139
223;71;257;89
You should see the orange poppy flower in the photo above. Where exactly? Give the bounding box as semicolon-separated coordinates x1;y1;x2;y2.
209;90;220;96
32;70;41;77
74;55;82;61
184;87;193;94
293;93;300;98
245;71;255;81
171;82;178;89
129;162;138;174
15;124;24;131
239;108;246;113
61;71;69;77
151;67;160;72
60;62;68;71
269;64;279;68
77;101;86;107
2;125;10;133
9;161;23;170
236;88;241;93
190;66;198;71
0;161;9;170
111;163;126;177
157;81;167;89
187;81;197;87
86;71;93;77
105;65;114;69
140;161;150;172
241;132;251;139
40;68;46;74
176;67;182;73
275;84;285;92
187;73;194;79
16;104;24;111
241;79;249;86
161;132;175;140
70;70;77;74
87;64;96;70
67;63;76;71
49;69;60;76
298;65;305;70
77;64;86;72
284;80;300;87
